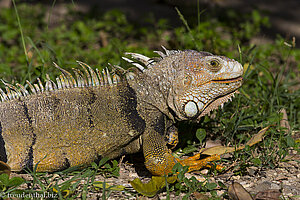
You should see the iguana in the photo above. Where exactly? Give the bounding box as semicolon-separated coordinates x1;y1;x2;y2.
0;48;243;176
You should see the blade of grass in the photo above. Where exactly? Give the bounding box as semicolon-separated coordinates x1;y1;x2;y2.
26;37;47;78
243;47;258;81
46;0;57;33
27;37;46;65
175;7;200;50
273;46;293;106
102;179;106;200
12;0;28;65
54;183;64;200
25;169;46;192
238;44;242;64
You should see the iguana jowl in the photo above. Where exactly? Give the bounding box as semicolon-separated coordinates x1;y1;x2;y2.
0;48;243;175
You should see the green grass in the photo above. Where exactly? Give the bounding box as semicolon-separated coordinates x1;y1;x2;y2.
0;2;299;199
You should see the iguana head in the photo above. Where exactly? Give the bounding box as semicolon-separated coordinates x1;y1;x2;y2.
124;48;243;122
168;50;243;122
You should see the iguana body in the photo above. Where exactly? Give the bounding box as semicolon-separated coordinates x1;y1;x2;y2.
0;48;243;175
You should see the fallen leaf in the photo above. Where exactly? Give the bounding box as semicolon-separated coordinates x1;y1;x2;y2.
228;182;253;200
200;126;270;156
192;191;210;200
243;63;254;75
279;108;290;134
254;189;281;200
93;181;126;191
205;139;222;148
130;176;177;197
0;161;11;176
199;145;236;155
245;126;270;146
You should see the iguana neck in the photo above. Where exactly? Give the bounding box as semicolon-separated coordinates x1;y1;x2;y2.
128;59;181;122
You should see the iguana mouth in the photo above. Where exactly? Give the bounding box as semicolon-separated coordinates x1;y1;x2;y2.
197;76;243;119
211;76;243;84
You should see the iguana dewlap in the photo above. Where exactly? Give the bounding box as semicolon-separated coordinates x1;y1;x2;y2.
0;48;243;175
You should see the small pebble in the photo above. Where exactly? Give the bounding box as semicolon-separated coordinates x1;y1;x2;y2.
247;166;258;176
255;181;271;192
271;183;281;190
232;175;240;180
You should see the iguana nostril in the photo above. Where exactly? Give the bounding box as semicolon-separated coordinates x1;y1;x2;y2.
183;75;192;86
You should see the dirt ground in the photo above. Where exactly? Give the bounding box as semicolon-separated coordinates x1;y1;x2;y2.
85;150;300;199
9;148;300;199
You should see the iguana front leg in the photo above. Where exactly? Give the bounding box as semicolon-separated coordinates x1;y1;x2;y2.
143;128;221;176
143;130;177;176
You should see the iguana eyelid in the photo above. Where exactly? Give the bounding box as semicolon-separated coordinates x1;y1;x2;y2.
207;58;222;72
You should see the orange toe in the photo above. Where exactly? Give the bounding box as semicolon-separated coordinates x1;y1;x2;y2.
177;154;224;172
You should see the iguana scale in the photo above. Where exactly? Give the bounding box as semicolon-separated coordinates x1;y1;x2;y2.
0;48;243;175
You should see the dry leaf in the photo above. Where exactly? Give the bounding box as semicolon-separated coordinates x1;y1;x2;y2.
228;182;253;200
245;126;270;146
199;145;236;155
52;188;71;198
192;191;210;200
200;126;270;156
205;139;222;148
93;182;126;191
99;31;108;47
279;108;290;134
130;176;177;197
254;189;281;200
0;161;11;176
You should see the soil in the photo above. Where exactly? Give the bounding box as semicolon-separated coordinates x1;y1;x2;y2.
9;147;299;199
88;150;300;199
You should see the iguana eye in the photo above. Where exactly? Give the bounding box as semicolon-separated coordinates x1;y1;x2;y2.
208;59;221;72
210;60;218;66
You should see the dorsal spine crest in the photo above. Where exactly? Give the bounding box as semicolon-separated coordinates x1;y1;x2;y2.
0;62;121;102
0;47;177;102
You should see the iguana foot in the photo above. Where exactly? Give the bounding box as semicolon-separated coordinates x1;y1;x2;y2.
165;125;179;149
177;154;224;171
145;153;223;176
143;130;224;176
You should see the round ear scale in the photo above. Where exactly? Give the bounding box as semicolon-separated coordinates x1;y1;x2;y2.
184;101;198;117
